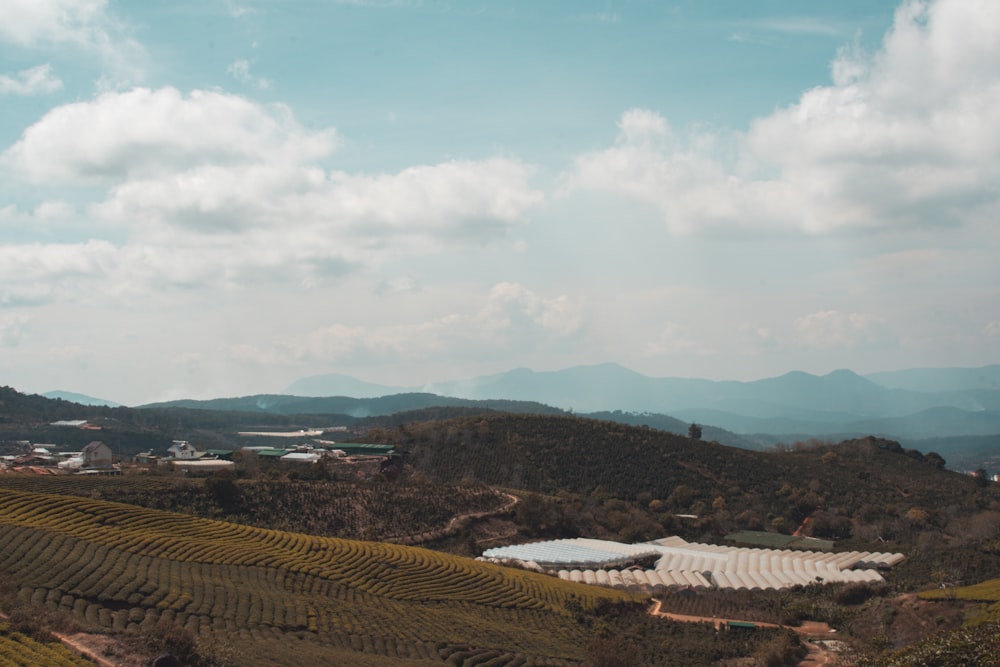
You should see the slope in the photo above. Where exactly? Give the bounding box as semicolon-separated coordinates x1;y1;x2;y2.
0;487;637;666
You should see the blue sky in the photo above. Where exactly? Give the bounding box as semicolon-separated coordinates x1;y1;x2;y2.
1;0;998;405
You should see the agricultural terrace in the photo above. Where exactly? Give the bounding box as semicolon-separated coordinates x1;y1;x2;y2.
483;537;904;593
0;622;97;667
0;474;509;544
0;487;643;665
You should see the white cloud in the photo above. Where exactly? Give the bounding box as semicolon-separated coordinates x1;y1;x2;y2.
475;282;582;339
234;283;582;370
0;313;28;346
567;0;1000;236
227;59;270;90
643;323;716;357
4;87;336;184
748;17;848;37
1;86;542;301
791;310;894;349
0;0;108;47
0;0;143;84
0;64;63;95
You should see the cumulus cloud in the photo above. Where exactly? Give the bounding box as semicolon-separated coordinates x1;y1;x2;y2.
0;0;143;84
568;0;1000;235
475;282;583;339
238;283;582;368
0;313;28;346
643;322;716;357
0;240;117;305
792;310;895;349
1;86;542;301
227;59;270;89
0;64;63;95
4;87;336;184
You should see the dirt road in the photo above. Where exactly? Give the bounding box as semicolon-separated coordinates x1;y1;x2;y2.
648;600;844;666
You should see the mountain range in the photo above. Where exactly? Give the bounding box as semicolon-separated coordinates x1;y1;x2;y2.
283;363;1000;439
50;363;1000;451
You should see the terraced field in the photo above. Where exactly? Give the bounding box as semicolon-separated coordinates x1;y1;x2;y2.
0;487;639;666
0;622;97;667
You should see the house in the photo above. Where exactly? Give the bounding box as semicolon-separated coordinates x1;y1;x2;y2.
133;451;160;465
82;441;114;469
167;440;198;460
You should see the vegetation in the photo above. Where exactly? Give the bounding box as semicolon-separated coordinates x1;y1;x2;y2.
5;387;1000;663
859;622;1000;666
0;474;511;545
0;622;97;667
0;487;799;665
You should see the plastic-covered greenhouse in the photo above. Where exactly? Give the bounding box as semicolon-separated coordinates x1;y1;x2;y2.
479;535;904;593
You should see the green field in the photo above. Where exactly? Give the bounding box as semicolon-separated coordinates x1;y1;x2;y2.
0;622;97;667
0;487;637;665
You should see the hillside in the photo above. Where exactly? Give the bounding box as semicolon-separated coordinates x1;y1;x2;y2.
377;413;989;512
6;388;1000;662
139;393;565;419
0;488;788;666
286;364;1000;441
367;414;1000;572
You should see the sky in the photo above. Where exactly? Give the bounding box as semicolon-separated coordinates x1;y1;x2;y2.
1;0;999;405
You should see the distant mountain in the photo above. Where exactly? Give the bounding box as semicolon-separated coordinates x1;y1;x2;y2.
865;365;1000;392
671;406;1000;440
42;390;121;408
285;373;403;398
140;393;566;419
287;363;1000;440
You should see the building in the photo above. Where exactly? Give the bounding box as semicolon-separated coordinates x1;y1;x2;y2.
81;441;114;469
167;440;198;460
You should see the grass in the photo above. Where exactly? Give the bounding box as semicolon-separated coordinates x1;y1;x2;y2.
0;487;640;665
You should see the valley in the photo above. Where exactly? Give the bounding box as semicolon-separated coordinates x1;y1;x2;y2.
2;384;1000;665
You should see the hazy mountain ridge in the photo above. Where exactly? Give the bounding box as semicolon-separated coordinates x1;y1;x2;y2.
41;390;122;408
284;363;1000;439
43;362;1000;445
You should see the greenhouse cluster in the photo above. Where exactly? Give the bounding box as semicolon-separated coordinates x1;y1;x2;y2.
479;536;905;593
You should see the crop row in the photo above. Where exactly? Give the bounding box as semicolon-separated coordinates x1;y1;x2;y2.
0;475;511;543
0;624;96;667
0;489;631;613
0;489;637;664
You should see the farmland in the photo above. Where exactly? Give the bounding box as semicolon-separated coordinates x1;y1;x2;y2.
0;486;789;665
5;390;1000;663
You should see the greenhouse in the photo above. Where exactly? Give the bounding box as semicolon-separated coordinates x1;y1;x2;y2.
481;535;904;594
480;537;663;569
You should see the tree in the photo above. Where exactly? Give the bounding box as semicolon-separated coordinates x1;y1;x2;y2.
687;422;702;440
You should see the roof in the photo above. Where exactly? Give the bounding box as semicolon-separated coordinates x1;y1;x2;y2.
51;420;88;427
725;530;834;552
336;443;395;455
254;449;289;457
280;452;322;463
493;535;906;593
82;441;108;453
201;449;234;458
482;538;662;569
170;460;235;471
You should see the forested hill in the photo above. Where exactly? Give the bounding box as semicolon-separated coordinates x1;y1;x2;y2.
139;392;566;418
372;413;996;538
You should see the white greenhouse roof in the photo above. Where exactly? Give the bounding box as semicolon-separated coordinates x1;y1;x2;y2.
483;535;905;593
481;538;662;569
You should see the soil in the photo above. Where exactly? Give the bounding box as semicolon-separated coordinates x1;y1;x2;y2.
844;591;970;649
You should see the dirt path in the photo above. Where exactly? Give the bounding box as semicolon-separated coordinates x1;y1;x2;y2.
648;600;842;666
0;611;128;667
52;632;122;667
387;491;520;545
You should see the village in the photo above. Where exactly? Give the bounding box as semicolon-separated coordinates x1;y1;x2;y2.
0;419;397;478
